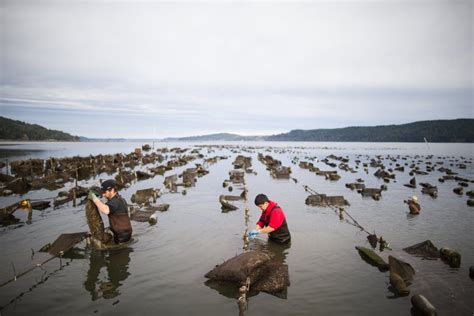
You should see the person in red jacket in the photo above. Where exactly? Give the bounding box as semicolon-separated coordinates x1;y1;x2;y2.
248;193;291;244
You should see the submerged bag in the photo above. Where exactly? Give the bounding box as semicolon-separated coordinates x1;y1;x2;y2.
205;251;271;285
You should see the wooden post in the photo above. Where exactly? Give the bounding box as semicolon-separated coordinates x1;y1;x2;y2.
243;229;249;251
244;208;249;226
75;168;78;187
27;200;33;224
72;188;76;207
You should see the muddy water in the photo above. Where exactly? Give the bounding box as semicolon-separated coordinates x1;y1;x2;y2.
0;141;473;315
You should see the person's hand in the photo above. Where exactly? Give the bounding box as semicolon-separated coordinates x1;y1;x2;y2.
88;191;99;202
248;230;260;240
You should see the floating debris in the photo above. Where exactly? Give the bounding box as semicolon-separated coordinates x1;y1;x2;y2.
345;182;366;190
404;196;421;215
46;232;88;257
388;255;415;296
299;161;313;169
149;165;167;175
30;200;51;210
54;195;72;207
358;187;383;200
439;247;461;268
0;201;22;225
305;194;349;207
252;260;290;295
4;177;31;195
271;166;292;179
10;158;44;177
367;234;378;248
164;174;178;193
130;208;157;224
116;170;137;187
325;173;341;181
144;203;170;212
258;154;292;179
135;170;153;180
85;200;113;248
404;177;417;189
131;188;161;205
0;147;193;197
229;170;245;184
204;251;289;297
219;195;239;211
233;155;252;170
355;246;389;271
420;183;438;198
403;240;439;259
1;231;87;287
181;168;197;187
205;251;271;285
374;168;395;180
411;294;437;316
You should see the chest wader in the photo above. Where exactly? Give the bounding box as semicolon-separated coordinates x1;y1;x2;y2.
108;196;133;243
261;205;291;244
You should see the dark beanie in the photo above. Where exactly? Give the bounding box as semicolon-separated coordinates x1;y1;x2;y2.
254;194;269;206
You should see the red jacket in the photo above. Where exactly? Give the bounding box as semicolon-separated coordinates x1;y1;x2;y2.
257;200;285;230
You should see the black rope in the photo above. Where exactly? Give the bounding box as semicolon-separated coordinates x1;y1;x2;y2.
302;183;370;235
0;258;72;311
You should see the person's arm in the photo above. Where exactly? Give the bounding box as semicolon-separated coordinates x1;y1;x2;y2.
258;226;275;234
93;199;110;215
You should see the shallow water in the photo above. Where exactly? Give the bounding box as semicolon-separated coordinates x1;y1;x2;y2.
0;141;473;315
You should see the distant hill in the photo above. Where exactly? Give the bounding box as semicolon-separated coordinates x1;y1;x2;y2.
0;116;80;141
1;117;471;143
166;119;474;143
164;133;263;142
266;119;474;142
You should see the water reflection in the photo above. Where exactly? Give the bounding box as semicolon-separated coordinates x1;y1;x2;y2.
84;248;132;300
0;148;46;159
259;239;291;262
251;239;291;299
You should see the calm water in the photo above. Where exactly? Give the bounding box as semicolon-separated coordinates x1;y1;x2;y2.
0;141;473;315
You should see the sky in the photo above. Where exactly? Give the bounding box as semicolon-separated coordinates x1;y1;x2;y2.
0;0;472;139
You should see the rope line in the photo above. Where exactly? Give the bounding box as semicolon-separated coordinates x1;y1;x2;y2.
302;182;390;249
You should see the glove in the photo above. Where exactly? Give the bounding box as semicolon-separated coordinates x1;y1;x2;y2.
248;230;260;240
88;191;99;202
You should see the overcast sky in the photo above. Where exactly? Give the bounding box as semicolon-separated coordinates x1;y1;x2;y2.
0;0;472;138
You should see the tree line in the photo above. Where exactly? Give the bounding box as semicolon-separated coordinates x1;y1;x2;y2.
265;119;474;143
0;116;79;141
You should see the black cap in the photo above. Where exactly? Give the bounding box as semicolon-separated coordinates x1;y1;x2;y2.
254;194;269;206
100;179;117;193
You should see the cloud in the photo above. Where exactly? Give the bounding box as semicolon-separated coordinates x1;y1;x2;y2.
0;1;472;138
